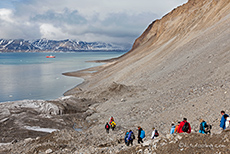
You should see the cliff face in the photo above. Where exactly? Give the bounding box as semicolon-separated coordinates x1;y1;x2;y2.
73;0;230;91
131;0;230;52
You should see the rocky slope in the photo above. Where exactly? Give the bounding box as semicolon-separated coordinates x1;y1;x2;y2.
0;0;230;153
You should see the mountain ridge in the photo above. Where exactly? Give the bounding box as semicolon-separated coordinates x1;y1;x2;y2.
0;38;130;52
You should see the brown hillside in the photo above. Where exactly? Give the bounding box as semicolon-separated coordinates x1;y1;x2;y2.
65;0;230;136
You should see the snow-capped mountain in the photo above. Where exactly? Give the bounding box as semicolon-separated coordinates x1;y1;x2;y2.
0;39;130;52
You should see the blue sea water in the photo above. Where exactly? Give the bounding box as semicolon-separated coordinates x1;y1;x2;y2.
0;51;126;102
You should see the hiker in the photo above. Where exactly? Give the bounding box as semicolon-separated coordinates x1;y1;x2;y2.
109;116;114;125
105;122;110;133
170;123;175;134
177;118;191;133
220;111;229;130
137;126;145;144
111;120;116;131
224;114;230;130
174;121;180;133
127;130;135;146
199;119;207;134
151;127;159;139
124;131;129;145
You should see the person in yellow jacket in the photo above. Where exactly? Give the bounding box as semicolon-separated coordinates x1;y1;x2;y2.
111;121;116;130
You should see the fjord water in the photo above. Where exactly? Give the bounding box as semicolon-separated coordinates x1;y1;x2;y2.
0;51;126;102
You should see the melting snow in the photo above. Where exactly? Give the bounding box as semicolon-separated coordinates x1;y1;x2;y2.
24;126;58;133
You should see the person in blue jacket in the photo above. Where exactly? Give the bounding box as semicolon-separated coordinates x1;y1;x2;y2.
199;119;207;134
170;123;175;134
220;111;229;130
137;126;145;144
124;131;129;145
127;130;135;146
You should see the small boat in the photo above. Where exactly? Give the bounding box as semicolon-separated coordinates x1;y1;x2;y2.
46;55;55;58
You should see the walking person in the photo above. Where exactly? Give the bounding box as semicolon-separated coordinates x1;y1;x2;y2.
109;116;114;125
124;131;129;145
111;120;116;131
170;123;175;134
199;119;207;134
174;121;180;133
177;118;191;133
220;111;229;130
137;126;145;144
127;130;135;146
105;122;110;133
224;114;230;130
151;127;159;139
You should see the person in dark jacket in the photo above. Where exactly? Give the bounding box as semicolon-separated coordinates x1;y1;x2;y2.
105;122;110;133
220;111;229;130
137;126;144;144
127;130;135;146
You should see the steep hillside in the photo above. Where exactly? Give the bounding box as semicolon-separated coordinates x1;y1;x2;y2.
64;0;230;145
69;0;230;90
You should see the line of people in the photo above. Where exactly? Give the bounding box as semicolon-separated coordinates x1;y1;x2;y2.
105;111;230;146
170;110;229;135
124;126;159;146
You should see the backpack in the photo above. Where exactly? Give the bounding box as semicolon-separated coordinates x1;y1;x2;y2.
154;130;159;137
182;122;189;132
111;121;116;127
124;132;129;143
106;124;109;129
131;132;135;140
204;123;212;134
140;130;145;139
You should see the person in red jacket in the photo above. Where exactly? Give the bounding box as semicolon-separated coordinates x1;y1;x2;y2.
177;118;191;133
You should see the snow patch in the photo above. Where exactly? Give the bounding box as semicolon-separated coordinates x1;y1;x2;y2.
24;126;58;133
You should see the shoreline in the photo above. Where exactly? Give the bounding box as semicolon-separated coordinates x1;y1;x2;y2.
62;60;118;95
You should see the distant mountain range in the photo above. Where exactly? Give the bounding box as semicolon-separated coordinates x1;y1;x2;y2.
0;39;130;52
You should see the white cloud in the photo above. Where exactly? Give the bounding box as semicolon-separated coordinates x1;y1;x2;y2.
0;0;188;44
0;8;14;22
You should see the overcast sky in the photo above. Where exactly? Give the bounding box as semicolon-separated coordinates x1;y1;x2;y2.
0;0;188;45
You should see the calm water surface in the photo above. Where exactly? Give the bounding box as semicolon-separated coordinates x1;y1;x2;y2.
0;51;126;102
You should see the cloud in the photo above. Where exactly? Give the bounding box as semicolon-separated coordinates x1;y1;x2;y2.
0;0;188;44
0;8;41;39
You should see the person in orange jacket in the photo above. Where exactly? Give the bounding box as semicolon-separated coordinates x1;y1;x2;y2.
177;118;191;133
174;121;180;133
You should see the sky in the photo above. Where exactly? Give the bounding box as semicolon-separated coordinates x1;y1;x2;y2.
0;0;188;45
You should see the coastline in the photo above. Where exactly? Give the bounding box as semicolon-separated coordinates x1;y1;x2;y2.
62;60;118;96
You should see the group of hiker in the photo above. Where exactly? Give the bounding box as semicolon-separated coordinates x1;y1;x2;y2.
170;118;192;134
123;126;159;146
105;111;230;146
170;110;230;135
105;116;116;133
